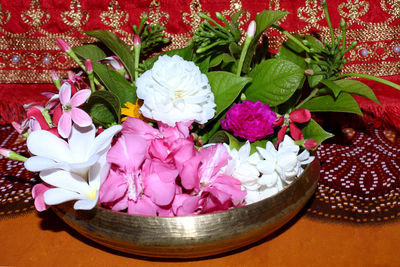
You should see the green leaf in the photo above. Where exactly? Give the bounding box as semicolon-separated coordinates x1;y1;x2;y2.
210;53;224;67
300;119;334;145
208;130;241;150
207;71;252;118
165;46;194;60
283;35;305;53
276;44;307;69
308;64;324;88
84;30;135;80
242;10;288;73
86;91;121;126
250;140;267;155
72;44;107;61
195;56;210;74
321;79;342;98
334;79;380;104
304;35;325;51
246;59;304;107
301;92;362;115
93;63;136;105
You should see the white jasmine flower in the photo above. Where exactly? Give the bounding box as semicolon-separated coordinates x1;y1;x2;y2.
257;135;314;186
24;123;122;209
225;136;314;205
136;55;216;126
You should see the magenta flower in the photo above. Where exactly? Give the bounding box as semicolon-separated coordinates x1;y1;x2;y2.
57;82;92;138
221;100;276;142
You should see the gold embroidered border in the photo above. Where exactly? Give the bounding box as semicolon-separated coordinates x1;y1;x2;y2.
0;70;69;83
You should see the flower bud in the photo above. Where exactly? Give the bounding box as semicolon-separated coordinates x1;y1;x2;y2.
134;34;141;46
56;38;71;52
246;21;256;37
0;148;27;162
85;59;93;74
304;69;314;76
304;139;318;149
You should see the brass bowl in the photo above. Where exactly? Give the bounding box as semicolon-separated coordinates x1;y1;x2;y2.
52;157;320;258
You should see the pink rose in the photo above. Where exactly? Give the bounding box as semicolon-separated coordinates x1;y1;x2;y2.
221;100;276;142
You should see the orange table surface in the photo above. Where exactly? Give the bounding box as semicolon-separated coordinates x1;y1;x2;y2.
1;209;399;267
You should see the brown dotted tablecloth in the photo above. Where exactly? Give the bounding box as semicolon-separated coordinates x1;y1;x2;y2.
1;124;400;224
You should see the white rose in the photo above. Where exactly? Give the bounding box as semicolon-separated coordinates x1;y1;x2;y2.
136;55;216;126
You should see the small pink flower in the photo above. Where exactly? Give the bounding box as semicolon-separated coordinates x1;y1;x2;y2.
274;109;311;147
221;100;276;142
57;82;92;138
32;183;53;212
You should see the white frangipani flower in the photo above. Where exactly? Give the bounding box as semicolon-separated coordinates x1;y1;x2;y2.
136;55;216;126
24;123;122;209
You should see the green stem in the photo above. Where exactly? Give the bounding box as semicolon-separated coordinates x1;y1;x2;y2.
88;73;95;93
272;24;310;53
134;45;141;81
336;73;400;91
201;119;221;144
236;36;252;76
321;2;336;44
9;151;27;162
295;88;319;109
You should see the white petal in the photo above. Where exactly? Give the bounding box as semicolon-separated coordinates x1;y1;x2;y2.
27;130;72;162
238;141;251;161
43;188;82;205
24;156;57;172
40;169;91;194
86;124;122;158
73;194;98;210
88;151;109;188
68;124;96;161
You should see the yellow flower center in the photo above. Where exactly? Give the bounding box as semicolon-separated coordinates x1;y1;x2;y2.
86;188;97;200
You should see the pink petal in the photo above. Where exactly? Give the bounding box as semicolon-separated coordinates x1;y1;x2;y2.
107;134;147;169
128;196;159;216
57;112;72;138
172;194;201;216
171;139;197;170
199;144;230;181
148;138;169;161
122;117;159;140
276;125;288;147
143;173;176;206
289;109;311;123
304;139;318;149
147;160;178;183
59;82;71;105
51;104;63;125
32;183;53;212
27;107;49;130
99;169;128;205
179;156;200;190
69;89;91;107
70;108;92;127
289;123;304;140
212;175;246;202
273;116;284;127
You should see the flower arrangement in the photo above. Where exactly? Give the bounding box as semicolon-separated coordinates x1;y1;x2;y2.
3;2;400;216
